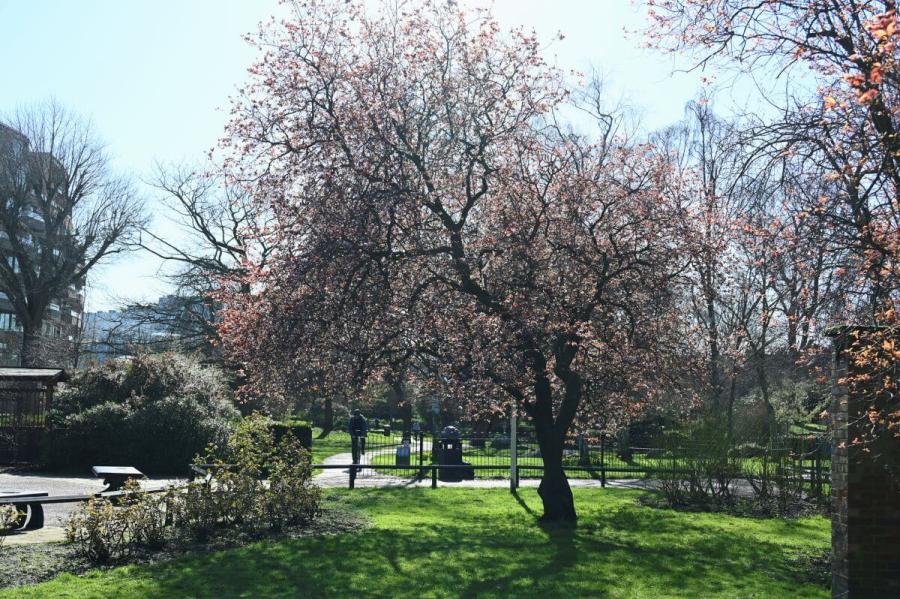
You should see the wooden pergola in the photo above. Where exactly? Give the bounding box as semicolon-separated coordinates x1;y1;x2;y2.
0;368;68;463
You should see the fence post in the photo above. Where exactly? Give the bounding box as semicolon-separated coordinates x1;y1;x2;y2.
419;432;424;468
431;465;437;489
349;466;355;490
814;441;823;505
600;434;606;488
510;404;518;492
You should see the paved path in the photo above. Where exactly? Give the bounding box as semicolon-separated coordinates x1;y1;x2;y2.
312;452;655;490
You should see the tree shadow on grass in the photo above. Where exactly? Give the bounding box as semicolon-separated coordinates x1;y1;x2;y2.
510;489;537;517
45;490;828;599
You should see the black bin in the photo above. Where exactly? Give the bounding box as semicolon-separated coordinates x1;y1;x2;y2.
434;426;475;482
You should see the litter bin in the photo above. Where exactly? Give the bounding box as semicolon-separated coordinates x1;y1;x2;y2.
434;426;475;481
396;442;411;466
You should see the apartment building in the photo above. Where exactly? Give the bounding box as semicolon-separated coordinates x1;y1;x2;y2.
0;123;84;367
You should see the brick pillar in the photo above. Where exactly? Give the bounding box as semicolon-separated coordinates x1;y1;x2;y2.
829;326;900;598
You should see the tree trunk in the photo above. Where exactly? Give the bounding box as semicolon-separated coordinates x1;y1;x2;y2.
531;381;577;523
386;371;412;433
535;431;577;523
726;371;737;446
400;392;412;436
19;327;43;368
705;289;722;419
756;359;776;444
317;397;334;438
525;339;579;523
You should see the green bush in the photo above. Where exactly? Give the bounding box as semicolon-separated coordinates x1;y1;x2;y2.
65;497;130;562
490;435;510;450
65;481;176;562
183;415;320;539
44;353;239;474
65;418;321;563
270;419;312;449
0;504;21;552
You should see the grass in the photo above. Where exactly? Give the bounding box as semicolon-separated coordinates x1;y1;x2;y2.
311;429;405;465
310;428;352;464
368;445;831;484
2;487;830;598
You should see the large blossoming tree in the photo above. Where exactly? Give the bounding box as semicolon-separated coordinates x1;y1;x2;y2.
218;0;691;522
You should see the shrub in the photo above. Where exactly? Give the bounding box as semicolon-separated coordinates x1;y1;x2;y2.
0;505;21;551
490;435;510;450
266;434;321;530
45;353;239;474
174;479;223;541
180;415;320;539
119;480;171;550
270;419;313;449
126;395;232;473
65;498;130;562
65;415;321;562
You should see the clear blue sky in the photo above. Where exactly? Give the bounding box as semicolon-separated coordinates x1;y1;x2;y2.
0;0;709;311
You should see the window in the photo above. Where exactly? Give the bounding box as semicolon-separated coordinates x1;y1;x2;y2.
52;248;61;258
41;321;62;337
49;303;60;312
6;256;19;273
0;292;6;300
0;312;19;331
0;230;7;240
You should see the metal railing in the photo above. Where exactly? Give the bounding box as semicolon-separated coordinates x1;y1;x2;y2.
310;431;831;500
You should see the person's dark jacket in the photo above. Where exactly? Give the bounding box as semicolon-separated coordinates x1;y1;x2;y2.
348;414;368;437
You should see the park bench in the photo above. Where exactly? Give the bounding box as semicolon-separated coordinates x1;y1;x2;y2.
0;488;170;531
0;466;152;531
0;489;49;530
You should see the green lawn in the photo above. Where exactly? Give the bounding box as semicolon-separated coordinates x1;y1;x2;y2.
369;447;830;485
310;428;352;464
3;488;830;598
311;429;405;465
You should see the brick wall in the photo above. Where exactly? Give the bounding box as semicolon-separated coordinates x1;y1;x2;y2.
830;327;900;597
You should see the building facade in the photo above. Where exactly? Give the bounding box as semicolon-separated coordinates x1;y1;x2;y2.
0;123;84;367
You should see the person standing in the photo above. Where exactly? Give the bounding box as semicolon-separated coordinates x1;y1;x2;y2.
348;409;368;464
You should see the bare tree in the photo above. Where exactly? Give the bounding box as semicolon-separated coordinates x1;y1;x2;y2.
655;99;747;423
0;101;146;367
118;164;273;358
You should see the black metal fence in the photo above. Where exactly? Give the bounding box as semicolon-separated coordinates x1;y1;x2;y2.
312;430;832;500
0;387;48;428
0;386;49;463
